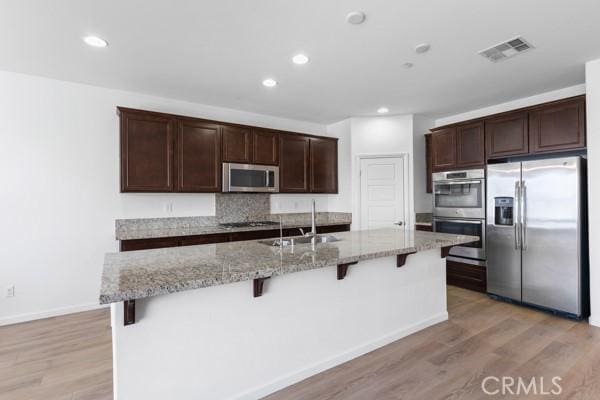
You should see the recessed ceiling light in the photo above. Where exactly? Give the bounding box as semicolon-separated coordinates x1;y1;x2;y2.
292;54;309;65
346;11;366;25
403;62;414;69
415;43;430;54
377;107;389;114
83;36;108;48
262;78;277;88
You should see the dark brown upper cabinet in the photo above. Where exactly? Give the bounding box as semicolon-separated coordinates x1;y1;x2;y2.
425;133;432;193
279;134;310;192
310;137;338;193
456;121;485;168
119;108;175;192
175;119;221;192
252;129;279;165
431;127;457;171
529;97;586;154
222;125;252;163
485;112;529;159
119;107;338;193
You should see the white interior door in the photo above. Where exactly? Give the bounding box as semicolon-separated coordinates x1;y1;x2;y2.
360;157;405;230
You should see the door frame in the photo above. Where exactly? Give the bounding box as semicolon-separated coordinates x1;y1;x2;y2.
357;153;411;231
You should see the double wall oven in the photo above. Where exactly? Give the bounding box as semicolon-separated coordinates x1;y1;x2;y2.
432;169;486;264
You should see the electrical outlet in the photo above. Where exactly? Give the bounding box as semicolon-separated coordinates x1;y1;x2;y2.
6;285;15;298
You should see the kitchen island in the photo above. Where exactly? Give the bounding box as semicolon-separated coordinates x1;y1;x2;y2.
100;228;477;400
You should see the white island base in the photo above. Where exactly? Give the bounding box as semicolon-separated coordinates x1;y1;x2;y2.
111;249;447;400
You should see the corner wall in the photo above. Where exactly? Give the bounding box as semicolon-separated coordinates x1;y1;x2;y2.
413;115;435;213
586;59;600;326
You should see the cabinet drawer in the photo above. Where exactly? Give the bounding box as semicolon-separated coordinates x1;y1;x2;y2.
446;259;486;293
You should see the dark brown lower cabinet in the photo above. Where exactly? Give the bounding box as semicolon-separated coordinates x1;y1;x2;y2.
120;237;180;252
179;233;231;246
415;224;433;232
120;224;351;251
446;259;487;293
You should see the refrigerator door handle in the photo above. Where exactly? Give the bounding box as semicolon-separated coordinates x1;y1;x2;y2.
514;181;521;250
522;181;527;251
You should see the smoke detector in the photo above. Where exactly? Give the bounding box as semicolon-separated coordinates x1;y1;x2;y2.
346;11;366;25
479;36;534;62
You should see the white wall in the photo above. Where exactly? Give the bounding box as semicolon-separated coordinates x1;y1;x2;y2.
586;59;600;327
435;84;586;127
350;115;415;229
413;115;435;213
111;250;447;400
0;70;330;325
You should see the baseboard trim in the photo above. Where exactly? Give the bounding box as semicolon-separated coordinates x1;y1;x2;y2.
233;311;449;400
589;315;600;327
0;303;108;326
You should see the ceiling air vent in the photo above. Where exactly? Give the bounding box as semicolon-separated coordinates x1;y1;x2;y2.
479;36;534;62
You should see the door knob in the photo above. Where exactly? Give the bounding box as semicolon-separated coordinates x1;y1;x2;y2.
395;221;404;226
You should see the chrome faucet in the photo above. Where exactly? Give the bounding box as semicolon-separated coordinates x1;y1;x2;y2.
299;199;317;238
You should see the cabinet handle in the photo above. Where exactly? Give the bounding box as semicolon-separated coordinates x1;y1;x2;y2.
514;181;521;250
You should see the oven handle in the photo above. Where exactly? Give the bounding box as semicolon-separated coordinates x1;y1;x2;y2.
433;218;483;225
434;180;482;186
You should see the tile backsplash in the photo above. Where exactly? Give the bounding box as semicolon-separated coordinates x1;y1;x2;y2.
215;193;270;223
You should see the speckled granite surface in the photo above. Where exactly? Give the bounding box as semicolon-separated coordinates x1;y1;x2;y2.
115;212;352;240
215;193;270;223
100;228;478;304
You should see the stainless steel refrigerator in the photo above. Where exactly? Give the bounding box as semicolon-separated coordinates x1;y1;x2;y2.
486;156;588;318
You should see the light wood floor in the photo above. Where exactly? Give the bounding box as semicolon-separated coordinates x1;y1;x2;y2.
266;286;600;400
0;308;112;400
2;287;600;400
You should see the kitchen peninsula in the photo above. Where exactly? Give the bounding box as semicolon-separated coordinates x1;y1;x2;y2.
100;227;477;400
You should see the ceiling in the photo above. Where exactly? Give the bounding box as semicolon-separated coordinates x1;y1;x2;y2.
2;0;600;124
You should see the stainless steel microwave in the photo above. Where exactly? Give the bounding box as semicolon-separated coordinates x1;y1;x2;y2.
222;163;279;193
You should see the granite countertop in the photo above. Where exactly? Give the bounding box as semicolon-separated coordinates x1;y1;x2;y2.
115;212;352;240
100;228;478;304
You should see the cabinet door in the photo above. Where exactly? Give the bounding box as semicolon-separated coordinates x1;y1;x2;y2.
310;137;338;193
456;121;485;168
279;134;310;192
529;97;586;154
425;134;432;193
252;129;279;165
176;119;221;192
120;110;174;192
222;125;252;163
485;112;529;159
431;127;457;171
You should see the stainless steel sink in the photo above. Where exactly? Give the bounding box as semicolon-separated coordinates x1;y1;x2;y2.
259;235;341;247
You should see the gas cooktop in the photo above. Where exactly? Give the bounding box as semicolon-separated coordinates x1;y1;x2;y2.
218;221;279;229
